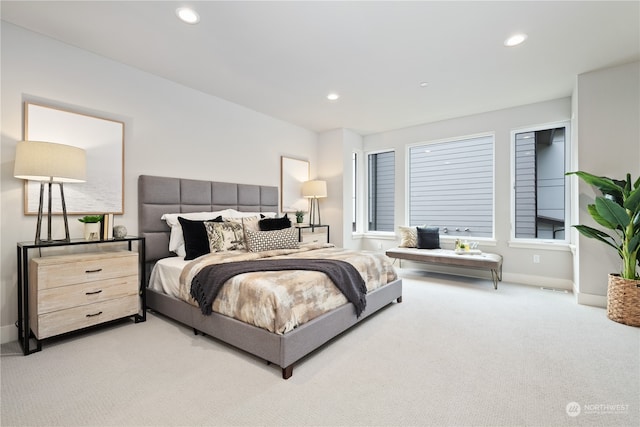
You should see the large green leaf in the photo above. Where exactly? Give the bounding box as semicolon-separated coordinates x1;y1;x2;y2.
573;225;619;251
624;185;640;213
567;171;624;198
595;197;629;229
629;233;640;254
587;204;616;229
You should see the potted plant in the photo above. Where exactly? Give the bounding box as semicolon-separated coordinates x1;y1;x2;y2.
567;171;640;326
78;215;103;241
295;210;305;224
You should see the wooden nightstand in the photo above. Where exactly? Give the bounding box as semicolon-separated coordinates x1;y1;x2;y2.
295;224;330;244
17;237;145;355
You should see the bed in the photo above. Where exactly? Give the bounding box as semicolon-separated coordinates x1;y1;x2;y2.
138;174;403;378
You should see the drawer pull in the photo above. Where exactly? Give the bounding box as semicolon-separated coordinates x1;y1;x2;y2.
85;268;103;273
85;290;103;295
86;311;103;318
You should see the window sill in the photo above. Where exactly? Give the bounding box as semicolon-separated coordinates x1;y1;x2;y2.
362;232;397;240
508;240;572;251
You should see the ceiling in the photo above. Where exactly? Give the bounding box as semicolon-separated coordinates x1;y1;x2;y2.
1;1;639;135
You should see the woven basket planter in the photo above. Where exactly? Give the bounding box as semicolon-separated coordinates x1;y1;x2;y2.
607;274;640;327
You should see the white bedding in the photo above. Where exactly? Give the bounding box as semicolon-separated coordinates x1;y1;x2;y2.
149;257;188;298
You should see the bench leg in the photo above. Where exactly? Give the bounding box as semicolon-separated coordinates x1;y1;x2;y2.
490;266;502;290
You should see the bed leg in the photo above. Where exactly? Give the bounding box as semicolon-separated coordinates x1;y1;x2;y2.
282;365;293;379
397;296;403;303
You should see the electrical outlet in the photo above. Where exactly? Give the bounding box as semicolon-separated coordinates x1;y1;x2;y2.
533;254;540;264
377;242;383;250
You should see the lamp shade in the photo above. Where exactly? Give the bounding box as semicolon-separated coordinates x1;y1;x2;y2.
301;180;327;198
14;141;86;183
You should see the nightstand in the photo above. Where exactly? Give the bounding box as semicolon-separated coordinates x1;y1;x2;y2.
16;237;145;355
295;224;330;244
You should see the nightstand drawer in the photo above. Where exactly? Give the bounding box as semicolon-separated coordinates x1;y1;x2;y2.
36;275;138;314
34;295;139;339
300;231;328;243
31;251;138;290
296;225;330;243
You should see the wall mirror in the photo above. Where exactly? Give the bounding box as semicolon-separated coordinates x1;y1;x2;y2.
280;156;309;212
24;102;124;215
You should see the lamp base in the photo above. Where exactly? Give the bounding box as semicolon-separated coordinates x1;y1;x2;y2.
35;181;71;245
308;197;322;226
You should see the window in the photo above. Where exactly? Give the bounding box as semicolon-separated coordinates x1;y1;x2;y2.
367;151;395;232
408;135;494;238
513;123;569;241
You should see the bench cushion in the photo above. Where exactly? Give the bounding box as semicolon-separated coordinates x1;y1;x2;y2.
385;247;502;270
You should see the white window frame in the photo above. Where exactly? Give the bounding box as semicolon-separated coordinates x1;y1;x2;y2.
509;120;571;248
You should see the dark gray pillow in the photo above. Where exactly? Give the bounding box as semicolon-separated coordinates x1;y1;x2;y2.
178;215;223;260
416;226;440;249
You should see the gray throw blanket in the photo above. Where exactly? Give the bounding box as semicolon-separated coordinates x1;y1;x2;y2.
191;258;368;317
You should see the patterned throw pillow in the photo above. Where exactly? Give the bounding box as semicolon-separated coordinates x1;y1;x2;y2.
205;221;247;252
240;216;261;233
245;227;299;252
398;226;418;248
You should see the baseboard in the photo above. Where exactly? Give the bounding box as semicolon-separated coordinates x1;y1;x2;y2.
574;291;607;308
1;324;18;344
395;261;573;291
502;272;573;291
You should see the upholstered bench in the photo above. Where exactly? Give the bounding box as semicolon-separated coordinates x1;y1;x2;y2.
385;247;503;289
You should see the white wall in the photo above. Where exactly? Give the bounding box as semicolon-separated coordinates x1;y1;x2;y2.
317;128;363;249
0;23;318;343
573;61;640;303
362;98;575;289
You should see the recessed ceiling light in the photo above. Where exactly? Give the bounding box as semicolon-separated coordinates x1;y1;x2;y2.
327;93;340;101
419;81;429;87
176;7;200;24
504;33;527;47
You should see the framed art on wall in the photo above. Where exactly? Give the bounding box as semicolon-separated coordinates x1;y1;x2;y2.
24;102;125;215
280;156;309;212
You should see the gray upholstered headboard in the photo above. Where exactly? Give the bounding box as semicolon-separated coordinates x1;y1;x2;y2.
138;175;279;268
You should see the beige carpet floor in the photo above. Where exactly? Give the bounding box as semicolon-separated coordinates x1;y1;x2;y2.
1;270;638;426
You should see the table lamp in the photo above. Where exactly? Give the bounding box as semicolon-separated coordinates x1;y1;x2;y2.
301;180;327;226
14;141;87;244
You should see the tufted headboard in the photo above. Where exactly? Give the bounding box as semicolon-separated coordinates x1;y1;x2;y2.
138;175;278;270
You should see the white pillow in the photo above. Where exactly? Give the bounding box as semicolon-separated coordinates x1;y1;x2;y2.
398;225;418;248
162;210;232;256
